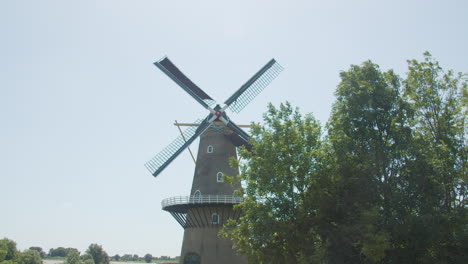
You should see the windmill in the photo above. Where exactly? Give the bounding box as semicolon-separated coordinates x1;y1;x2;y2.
145;56;283;264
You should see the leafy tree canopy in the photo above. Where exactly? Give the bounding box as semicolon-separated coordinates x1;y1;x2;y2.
85;244;108;264
144;254;152;263
64;250;81;264
48;248;78;258
27;248;45;259
0;238;19;262
222;53;467;264
18;250;42;264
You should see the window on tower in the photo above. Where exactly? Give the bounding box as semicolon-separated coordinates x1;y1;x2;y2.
207;145;213;153
216;172;223;182
193;190;201;202
211;213;219;225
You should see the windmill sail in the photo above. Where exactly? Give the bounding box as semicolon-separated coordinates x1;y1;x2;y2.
155;57;216;108
224;59;283;113
145;116;213;177
147;57;283;177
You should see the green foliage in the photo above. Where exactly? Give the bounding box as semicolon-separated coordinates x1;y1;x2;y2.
395;52;467;263
0;242;8;262
85;244;108;264
144;254;152;263
64;250;81;264
222;102;328;264
27;248;45;259
18;250;42;264
48;248;78;258
80;254;94;264
222;53;467;264
326;60;407;263
0;239;43;264
0;238;19;263
119;254;132;261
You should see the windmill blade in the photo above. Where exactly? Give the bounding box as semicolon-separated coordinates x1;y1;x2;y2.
224;59;283;113
154;57;216;109
145;115;214;177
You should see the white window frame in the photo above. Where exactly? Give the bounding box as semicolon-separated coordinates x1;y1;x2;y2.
194;190;201;202
211;213;219;224
207;145;213;153
216;172;223;182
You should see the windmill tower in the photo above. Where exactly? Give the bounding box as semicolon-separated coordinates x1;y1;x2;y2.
145;57;283;264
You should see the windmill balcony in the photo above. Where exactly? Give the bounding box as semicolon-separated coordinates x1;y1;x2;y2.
161;194;242;211
162;195;243;229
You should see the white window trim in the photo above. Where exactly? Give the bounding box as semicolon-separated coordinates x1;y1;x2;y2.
211;213;219;224
216;172;223;182
207;145;213;153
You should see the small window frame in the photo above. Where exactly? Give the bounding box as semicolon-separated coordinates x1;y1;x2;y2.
193;190;201;202
211;213;219;225
207;145;214;153
216;172;223;182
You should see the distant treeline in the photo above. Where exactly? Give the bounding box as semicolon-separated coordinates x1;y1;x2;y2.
48;248;178;262
1;238;178;264
1;238;43;264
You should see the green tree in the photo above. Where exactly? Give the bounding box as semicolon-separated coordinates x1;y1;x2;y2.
222;53;467;263
85;244;108;264
0;244;6;263
404;52;466;211
64;250;81;264
80;254;94;264
144;254;152;263
326;60;409;263
221;102;328;264
27;248;44;259
392;52;467;263
120;254;133;261
65;249;79;258
0;238;19;263
48;248;67;258
18;250;42;264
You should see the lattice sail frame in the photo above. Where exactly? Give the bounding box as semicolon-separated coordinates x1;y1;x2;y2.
144;119;203;175
227;60;284;113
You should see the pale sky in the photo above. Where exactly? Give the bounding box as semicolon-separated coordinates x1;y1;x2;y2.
1;0;467;258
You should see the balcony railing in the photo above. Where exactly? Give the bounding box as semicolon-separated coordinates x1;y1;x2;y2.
161;195;243;208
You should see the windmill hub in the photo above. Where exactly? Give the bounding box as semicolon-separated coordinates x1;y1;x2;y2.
144;56;283;264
